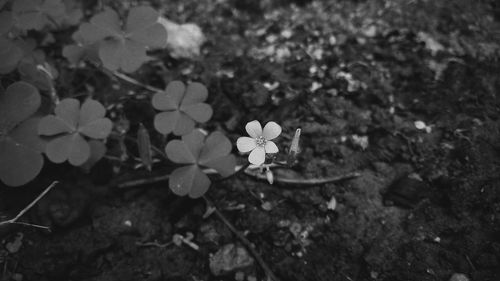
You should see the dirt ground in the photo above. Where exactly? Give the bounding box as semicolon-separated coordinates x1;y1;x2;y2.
1;0;500;280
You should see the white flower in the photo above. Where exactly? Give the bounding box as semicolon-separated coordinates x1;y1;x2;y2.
236;120;281;166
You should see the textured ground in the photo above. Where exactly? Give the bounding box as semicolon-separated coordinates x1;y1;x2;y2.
1;0;500;280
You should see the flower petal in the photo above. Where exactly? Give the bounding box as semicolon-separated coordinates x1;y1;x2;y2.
262;121;281;140
264;141;278;153
248;146;265;166
236;137;256;153
245;120;262;138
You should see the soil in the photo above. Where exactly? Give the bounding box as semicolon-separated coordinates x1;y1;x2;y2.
1;0;500;281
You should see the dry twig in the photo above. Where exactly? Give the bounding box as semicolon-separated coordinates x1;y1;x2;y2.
112;71;163;93
203;196;281;281
0;181;58;231
244;169;360;186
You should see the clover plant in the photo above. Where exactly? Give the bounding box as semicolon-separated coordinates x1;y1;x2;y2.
38;98;112;166
0;37;23;74
165;129;236;198
12;0;65;30
0;82;45;186
153;81;213;136
0;2;239;197
69;6;167;72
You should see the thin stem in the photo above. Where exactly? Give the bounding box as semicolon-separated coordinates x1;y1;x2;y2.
112;71;163;93
244;169;360;186
0;181;58;230
203;196;281;281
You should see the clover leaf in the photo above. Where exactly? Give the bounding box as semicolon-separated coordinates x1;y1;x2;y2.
16;39;58;91
62;31;100;65
0;11;13;35
0;82;46;186
165;130;236;198
153;81;213;136
0;37;24;74
74;6;167;72
38;98;112;166
12;0;65;31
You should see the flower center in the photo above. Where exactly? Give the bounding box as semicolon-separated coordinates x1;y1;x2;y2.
256;136;267;147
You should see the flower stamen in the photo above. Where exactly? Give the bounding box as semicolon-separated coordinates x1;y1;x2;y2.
256;136;267;147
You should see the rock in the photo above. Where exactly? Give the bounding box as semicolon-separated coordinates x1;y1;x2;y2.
158;17;205;59
449;273;469;281
209;244;254;276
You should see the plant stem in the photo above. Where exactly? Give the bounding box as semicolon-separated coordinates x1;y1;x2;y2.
244;169;361;186
0;181;58;231
112;71;163;93
203;196;281;281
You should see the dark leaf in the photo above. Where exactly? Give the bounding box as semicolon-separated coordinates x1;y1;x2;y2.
0;82;41;134
152;80;184;110
45;133;90;165
153;81;212;136
11;117;47;153
38;115;73;136
80;140;106;170
75;6;166;72
180;103;213;123
203;154;236;177
199;131;232;165
165;139;197;164
79;98;106;125
182;82;208;105
12;0;65;30
54;98;80;129
98;38;150;72
0;12;13;35
0;117;45;186
169;165;210;198
0;137;44;186
0;38;24;74
182;129;205;159
78;118;112;139
125;6;166;48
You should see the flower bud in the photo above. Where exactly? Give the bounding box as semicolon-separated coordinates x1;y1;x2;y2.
287;128;301;166
137;123;152;171
265;166;274;185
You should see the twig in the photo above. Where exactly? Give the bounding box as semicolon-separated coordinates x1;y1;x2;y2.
244;169;360;186
116;166;247;189
0;181;58;231
112;71;163;93
203;196;281;281
136;240;172;248
117;174;171;189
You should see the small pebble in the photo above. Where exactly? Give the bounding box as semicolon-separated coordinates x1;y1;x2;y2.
449;273;469;281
